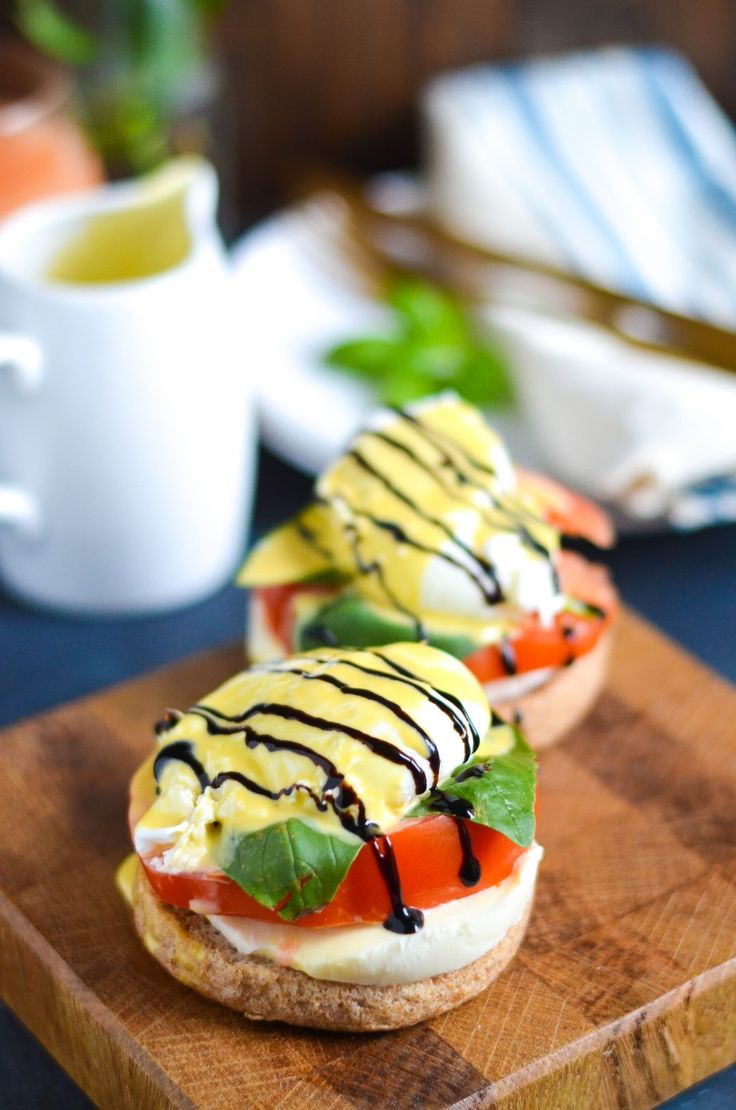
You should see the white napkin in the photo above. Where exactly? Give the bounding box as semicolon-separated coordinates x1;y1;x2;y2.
424;47;736;526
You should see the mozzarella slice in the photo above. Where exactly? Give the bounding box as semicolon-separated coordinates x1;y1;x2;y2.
207;842;542;986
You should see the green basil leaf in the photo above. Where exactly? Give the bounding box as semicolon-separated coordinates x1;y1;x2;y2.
322;276;514;410
455;347;515;406
411;730;536;847
389;279;467;341
222;819;361;921
324;338;399;376
15;0;97;65
381;369;435;406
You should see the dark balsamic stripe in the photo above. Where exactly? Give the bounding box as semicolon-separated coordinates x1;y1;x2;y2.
192;700;429;794
154;710;183;737
455;763;486;783
500;639;518;676
455;817;481;887
424;787;474;821
371;837;424;934
153;740;210;791
397;408;497;478
242;725;371;838
347;448;503;604
252;667;442;786
367;649;481;758
295;519;334;564
209;769;327;813
344;523;427;640
260;654;479;763
340;500;506;618
389;412;560;571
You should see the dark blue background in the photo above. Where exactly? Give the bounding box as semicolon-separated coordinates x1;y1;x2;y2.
1;447;735;1108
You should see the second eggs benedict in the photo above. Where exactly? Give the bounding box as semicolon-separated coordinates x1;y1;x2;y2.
239;395;618;748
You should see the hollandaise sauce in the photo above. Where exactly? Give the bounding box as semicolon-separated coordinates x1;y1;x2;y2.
135;643;512;934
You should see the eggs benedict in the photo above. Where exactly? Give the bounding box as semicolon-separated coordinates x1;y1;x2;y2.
123;642;540;1030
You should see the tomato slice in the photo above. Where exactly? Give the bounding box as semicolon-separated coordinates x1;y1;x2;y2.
137;813;528;927
463;550;617;684
259;582;336;650
516;468;614;548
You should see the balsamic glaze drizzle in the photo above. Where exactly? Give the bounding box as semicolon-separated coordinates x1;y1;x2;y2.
372;426;544;548
192;700;429;794
295;520;334;564
344;519;428;641
347;447;504;605
153;740;210;791
371;837;424;933
455;818;481;887
397;409;497;479
500;639;518;676
424;787;473;821
561;624;576;666
337;498;505;625
154;710;183;737
243;667;442;785
299;410;565;659
262;653;479;762
367;649;481;758
392;410;557;564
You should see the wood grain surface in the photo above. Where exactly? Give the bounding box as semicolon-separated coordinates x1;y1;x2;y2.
0;608;735;1109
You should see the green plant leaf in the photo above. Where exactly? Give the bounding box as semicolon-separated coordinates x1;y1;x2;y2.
389;278;467;341
222;819;361;921
455;346;515;406
411;729;537;847
15;0;97;65
324;338;399;377
323;277;514;409
381;369;435;405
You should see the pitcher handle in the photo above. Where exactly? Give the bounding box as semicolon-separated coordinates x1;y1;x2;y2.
0;330;42;536
0;331;43;392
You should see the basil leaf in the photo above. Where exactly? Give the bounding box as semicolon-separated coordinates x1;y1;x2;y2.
389;279;467;341
222;819;361;922
412;730;536;848
325;338;399;376
323;277;513;409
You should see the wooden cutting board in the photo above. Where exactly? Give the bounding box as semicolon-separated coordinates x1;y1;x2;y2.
1;608;735;1109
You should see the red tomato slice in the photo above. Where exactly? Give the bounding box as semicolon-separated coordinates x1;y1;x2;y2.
463;549;617;684
258;582;335;649
137;813;528;927
516;467;614;548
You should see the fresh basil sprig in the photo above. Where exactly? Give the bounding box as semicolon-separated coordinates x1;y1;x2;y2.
222;819;361;922
324;278;513;408
412;729;537;848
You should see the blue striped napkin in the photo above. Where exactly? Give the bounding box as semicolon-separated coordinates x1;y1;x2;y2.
424;47;736;527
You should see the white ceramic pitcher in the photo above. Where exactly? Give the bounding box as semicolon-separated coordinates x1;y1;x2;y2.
0;157;255;614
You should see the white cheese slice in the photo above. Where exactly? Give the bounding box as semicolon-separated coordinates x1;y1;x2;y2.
207;842;542;986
